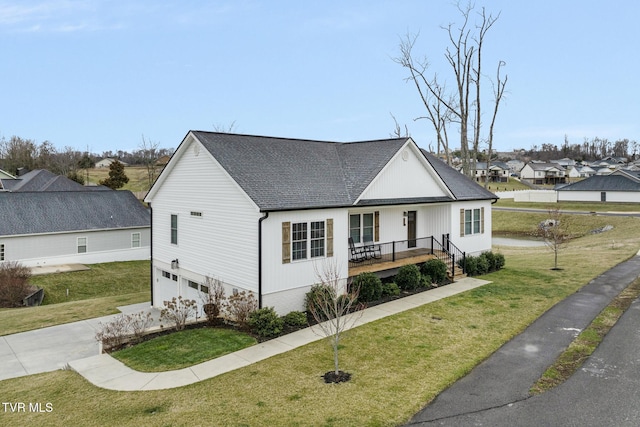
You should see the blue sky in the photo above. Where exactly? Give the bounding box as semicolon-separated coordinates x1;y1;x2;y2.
1;1;639;154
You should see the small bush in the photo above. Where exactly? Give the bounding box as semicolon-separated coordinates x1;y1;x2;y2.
225;291;258;330
421;259;448;284
461;256;478;276
395;264;421;290
95;314;130;351
282;311;308;328
305;284;333;321
161;296;197;331
381;282;401;297
200;277;226;326
0;261;33;308
249;307;284;338
352;272;383;302
476;253;490;275
494;252;506;270
421;274;432;288
483;251;497;271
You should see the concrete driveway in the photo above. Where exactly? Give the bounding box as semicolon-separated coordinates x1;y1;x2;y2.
0;302;156;381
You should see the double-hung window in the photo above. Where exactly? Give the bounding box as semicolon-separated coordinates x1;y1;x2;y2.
349;213;374;243
461;208;483;236
131;232;141;248
77;237;87;253
170;214;178;245
291;221;325;261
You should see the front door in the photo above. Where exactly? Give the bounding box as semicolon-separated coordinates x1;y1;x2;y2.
407;211;417;248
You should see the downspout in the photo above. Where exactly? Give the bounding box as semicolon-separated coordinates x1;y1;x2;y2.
148;203;154;306
258;211;269;309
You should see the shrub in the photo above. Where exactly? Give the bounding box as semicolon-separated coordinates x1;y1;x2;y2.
95;314;131;351
305;284;334;320
421;274;432;288
381;282;401;297
476;253;490;275
352;272;383;302
0;261;33;308
282;311;308;328
461;256;478;276
494;252;506;270
395;264;421;290
225;291;258;330
249;307;284;338
200;277;226;326
161;296;197;331
421;259;448;284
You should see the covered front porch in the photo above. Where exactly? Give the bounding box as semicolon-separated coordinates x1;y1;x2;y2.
347;236;465;278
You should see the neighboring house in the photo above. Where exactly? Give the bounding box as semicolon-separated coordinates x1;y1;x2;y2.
520;162;566;185
145;131;497;315
0;168;15;180
96;158;128;168
557;170;640;203
506;160;524;176
0;191;150;267
550;158;576;168
155;155;171;166
0;169;109;192
472;161;510;183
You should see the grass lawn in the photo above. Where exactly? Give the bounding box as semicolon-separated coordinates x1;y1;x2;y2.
1;211;639;426
111;328;257;372
495;198;640;213
85;166;155;192
0;261;150;336
485;177;531;192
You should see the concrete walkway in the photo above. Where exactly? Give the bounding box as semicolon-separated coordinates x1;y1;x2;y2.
67;277;490;391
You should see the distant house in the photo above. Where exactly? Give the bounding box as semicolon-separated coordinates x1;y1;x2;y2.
550;158;576;167
0;168;15;180
144;131;497;315
557;170;640;203
520;162;566;185
96;158;128;168
0;191;150;267
155;155;171;166
469;161;510;183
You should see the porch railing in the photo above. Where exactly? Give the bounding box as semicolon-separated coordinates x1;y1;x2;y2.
442;234;467;275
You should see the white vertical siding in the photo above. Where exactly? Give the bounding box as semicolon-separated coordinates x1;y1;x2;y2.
148;136;261;309
558;190;640;203
450;201;493;255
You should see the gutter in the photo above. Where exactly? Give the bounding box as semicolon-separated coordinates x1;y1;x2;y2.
258;211;269;309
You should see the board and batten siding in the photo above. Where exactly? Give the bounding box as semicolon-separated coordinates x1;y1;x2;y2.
149;137;262;297
450;200;493;256
261;208;347;314
359;143;449;201
1;228;149;267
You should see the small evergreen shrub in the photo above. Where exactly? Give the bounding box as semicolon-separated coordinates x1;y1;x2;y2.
353;272;383;302
483;251;497;271
462;256;478;276
421;274;432;288
421;259;448;284
494;252;506;270
395;264;421;290
381;282;401;297
282;311;308;328
476;253;490;275
249;307;284;338
305;284;333;321
460;251;506;276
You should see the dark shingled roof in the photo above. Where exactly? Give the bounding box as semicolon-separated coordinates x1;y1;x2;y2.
193;132;407;210
420;150;498;201
0;169;110;192
0;191;150;236
558;175;640;192
182;132;496;211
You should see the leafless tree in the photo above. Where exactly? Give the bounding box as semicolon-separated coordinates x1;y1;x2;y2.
213;120;237;133
309;260;361;381
484;60;508;188
139;134;160;190
395;2;507;176
389;113;410;138
535;208;572;270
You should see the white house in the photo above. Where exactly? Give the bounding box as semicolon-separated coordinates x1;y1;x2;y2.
144;132;497;315
520;162;567;185
0;191;150;267
96;158;128;168
557;170;640;202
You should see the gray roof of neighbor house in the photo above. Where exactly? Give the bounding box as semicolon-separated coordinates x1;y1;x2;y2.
0;191;150;236
0;169;109;192
188;132;496;211
557;175;640;192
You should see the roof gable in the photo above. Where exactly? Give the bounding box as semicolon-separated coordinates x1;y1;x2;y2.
558;174;640;192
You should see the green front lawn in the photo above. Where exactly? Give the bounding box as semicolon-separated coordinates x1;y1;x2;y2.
112;328;257;372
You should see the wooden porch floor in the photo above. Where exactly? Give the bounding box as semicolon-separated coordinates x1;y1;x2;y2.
348;248;437;277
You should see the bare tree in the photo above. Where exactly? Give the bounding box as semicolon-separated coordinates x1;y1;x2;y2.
535;208;572;270
309;260;361;383
389;113;410;138
139;134;160;190
484;60;508;188
213;120;237;133
395;2;507;176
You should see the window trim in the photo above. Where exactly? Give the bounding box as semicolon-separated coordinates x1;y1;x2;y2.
77;237;87;253
131;232;141;248
291;220;326;262
349;212;377;244
460;207;484;237
170;214;178;245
